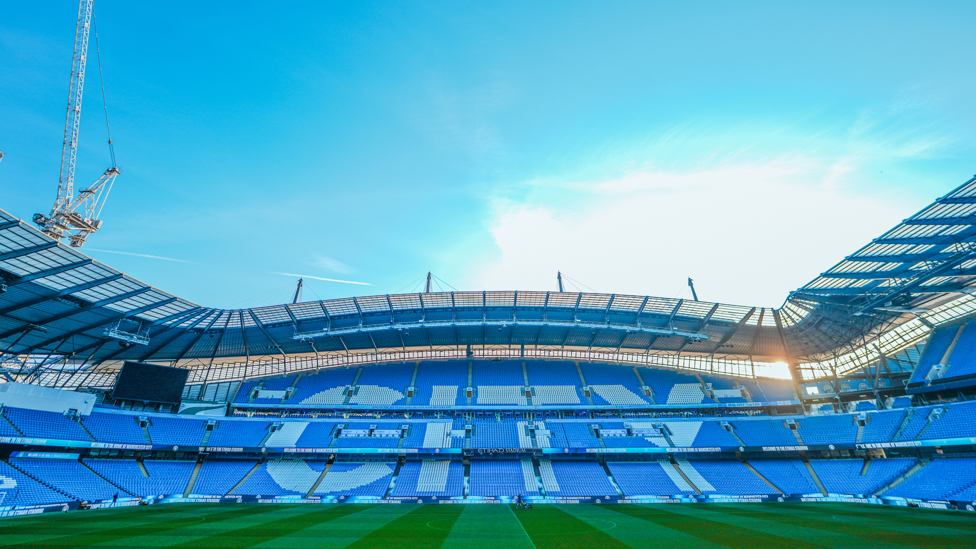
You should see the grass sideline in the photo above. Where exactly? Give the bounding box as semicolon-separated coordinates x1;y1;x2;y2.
0;502;973;548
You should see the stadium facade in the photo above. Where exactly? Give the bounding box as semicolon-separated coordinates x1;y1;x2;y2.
2;176;976;515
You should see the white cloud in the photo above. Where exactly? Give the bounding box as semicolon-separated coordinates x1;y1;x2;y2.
271;272;371;286
85;248;195;264
471;162;913;307
307;255;354;274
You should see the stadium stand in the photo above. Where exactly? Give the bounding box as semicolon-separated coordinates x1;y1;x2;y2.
542;460;617;497
285;368;357;405
85;459;194;496
748;459;819;495
0;461;67;507
729;419;797;446
908;328;957;385
147;416;207;446
639;367;708;405
191;460;257;496
208;420;270;447
81;412;147;445
681;460;772;495
797;415;858;445
11;458;121;501
391;460;464;497
314;462;394;497
811;458;915;496
919;402;976;439
885;458;976;500
412;361;466;406
861;410;906;443
2;408;91;441
233;459;326;496
469;460;539;496
607;461;697;495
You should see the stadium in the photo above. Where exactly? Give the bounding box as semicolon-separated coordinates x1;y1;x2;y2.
4;1;976;547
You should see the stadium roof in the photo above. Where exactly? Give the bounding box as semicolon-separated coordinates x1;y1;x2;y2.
2;174;976;380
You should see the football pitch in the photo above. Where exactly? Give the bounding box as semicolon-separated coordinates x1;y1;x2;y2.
1;502;973;548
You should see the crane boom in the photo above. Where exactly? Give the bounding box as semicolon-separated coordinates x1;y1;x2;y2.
33;0;120;248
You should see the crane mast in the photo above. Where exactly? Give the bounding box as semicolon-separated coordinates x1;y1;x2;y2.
33;0;120;248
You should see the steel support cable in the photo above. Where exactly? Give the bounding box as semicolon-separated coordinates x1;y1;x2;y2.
92;11;116;167
431;274;457;291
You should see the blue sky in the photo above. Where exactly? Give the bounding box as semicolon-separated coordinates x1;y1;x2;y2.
2;1;975;309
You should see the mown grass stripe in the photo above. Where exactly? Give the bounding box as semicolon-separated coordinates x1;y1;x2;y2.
0;502;213;537
163;503;372;548
344;504;466;549
439;504;536;549
0;503;232;547
511;504;629;549
718;503;972;548
255;504;419;549
560;504;726;549
0;503;282;549
785;502;976;533
605;504;830;549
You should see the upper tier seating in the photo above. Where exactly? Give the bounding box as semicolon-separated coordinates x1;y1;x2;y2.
226;360;809;410
797;415;857;445
921;402;976;440
412;361;467;406
390;460;463;497
945;322;976;379
472;361;524;386
754;379;797;402
811;458;914;495
314;462;394;497
638;367;708;405
2;408;91;441
861;410;906;443
233;380;260;403
730;420;797;446
353;363;413;405
252;375;297;404
0;461;67;507
191;460;257;496
897;407;936;440
607;461;697;495
208;420;271;447
81;412;146;445
469;460;539;496
580;363;645;403
909;327;957;384
748;459;818;495
525;361;580;386
286;368;357;405
148;417;207;446
475;386;527;406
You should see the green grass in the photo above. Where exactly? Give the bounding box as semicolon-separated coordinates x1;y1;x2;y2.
0;503;973;548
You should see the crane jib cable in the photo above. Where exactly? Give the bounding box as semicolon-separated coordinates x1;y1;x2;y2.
92;12;116;168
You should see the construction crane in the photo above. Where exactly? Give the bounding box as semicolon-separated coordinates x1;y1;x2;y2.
33;0;120;248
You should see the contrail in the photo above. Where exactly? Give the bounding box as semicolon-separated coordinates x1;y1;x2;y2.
271;272;372;286
86;248;194;263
